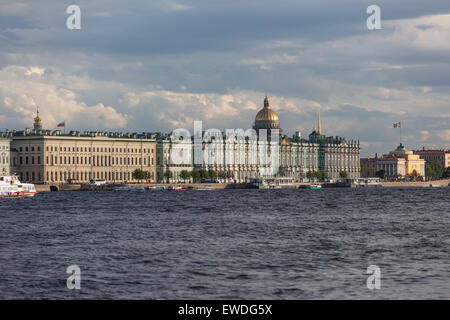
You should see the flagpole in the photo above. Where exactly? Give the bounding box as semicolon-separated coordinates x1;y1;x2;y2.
400;123;402;145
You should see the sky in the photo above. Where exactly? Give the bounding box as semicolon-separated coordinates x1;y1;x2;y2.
0;0;449;156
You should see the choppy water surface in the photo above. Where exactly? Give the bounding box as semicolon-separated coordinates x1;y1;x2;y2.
0;188;449;299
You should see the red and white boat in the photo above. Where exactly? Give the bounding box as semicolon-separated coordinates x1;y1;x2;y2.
0;176;37;198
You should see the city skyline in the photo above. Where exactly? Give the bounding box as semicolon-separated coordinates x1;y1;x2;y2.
0;0;449;158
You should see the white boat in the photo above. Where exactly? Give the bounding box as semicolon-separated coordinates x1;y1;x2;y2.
188;186;214;190
0;176;37;197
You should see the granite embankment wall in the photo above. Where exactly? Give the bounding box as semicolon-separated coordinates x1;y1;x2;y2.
35;183;245;192
381;179;450;187
34;179;450;192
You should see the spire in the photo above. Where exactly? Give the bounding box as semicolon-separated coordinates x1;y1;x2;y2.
34;106;42;130
317;106;322;135
264;95;269;108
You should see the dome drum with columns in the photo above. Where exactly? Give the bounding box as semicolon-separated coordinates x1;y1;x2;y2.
253;96;282;136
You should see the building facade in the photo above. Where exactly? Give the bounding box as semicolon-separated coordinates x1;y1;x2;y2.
362;143;426;179
2;112;157;184
156;136;193;183
158;97;360;182
3;98;360;184
413;149;450;169
0;137;11;176
360;155;378;178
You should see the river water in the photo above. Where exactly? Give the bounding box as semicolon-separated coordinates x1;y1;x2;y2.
0;188;448;299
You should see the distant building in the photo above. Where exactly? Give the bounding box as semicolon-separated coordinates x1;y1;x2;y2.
362;143;426;179
360;155;378;178
413;148;450;169
156;135;193;183
193;97;360;182
1;111;157;184
0;137;11;176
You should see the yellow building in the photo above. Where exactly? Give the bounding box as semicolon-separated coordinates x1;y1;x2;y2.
369;143;426;179
5;111;157;184
388;143;425;176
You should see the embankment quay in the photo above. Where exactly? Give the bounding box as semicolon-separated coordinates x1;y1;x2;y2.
34;179;450;192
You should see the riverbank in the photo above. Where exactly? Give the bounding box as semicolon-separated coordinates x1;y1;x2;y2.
35;183;247;192
381;179;450;187
34;179;450;192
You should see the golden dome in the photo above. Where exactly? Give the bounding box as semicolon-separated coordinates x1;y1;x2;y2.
281;136;289;145
34;109;42;124
255;107;279;122
254;96;279;122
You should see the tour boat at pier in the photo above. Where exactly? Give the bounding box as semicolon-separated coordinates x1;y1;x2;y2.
188;186;214;190
0;176;37;198
146;186;165;191
299;184;322;190
167;186;187;191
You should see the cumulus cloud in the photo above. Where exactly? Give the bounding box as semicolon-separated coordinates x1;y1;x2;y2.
0;65;128;130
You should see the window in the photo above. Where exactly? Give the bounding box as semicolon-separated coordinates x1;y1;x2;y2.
37;156;40;164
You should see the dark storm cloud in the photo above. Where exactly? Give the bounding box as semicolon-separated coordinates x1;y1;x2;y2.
1;0;449;55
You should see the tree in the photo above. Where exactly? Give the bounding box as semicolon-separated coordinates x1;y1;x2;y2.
134;168;147;182
376;169;386;179
164;170;173;182
191;170;201;182
443;167;450;178
339;171;348;178
409;169;419;181
199;169;210;180
425;162;443;179
360;165;366;177
208;169;217;180
305;171;314;180
319;171;328;181
180;170;191;182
